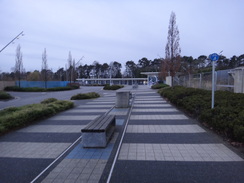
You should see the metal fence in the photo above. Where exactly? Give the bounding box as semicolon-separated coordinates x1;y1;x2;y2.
173;69;234;92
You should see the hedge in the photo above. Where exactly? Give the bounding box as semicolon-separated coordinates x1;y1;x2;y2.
0;98;74;135
151;83;169;89
0;91;13;100
158;86;244;142
103;85;124;90
70;92;100;100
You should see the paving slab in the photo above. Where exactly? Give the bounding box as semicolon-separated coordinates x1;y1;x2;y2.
0;85;243;183
0;90;116;183
108;85;244;183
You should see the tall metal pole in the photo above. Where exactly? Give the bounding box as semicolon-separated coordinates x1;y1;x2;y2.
210;52;221;109
211;61;215;109
0;31;24;53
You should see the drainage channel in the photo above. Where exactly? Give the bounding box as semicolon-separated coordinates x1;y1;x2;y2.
30;137;81;183
31;105;115;183
106;91;137;183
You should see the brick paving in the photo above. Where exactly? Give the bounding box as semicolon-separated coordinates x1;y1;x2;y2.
0;86;243;183
0;90;117;183
109;86;244;183
41;92;124;183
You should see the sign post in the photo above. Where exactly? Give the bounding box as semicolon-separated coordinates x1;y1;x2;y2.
209;53;219;109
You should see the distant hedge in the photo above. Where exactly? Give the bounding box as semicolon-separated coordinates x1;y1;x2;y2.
103;85;124;90
158;86;244;143
0;98;74;135
71;92;100;100
151;83;169;89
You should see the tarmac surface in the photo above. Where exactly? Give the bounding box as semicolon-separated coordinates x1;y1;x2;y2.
0;85;243;183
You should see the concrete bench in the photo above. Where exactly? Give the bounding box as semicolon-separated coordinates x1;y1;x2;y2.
81;115;116;148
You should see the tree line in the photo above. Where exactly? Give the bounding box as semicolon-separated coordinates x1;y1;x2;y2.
1;50;243;82
1;12;244;84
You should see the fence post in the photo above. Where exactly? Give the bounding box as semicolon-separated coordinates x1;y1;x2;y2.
242;69;244;93
199;73;202;89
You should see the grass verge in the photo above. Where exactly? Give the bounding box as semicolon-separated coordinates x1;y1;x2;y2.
0;98;74;135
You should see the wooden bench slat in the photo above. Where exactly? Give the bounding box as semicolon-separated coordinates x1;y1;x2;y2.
95;115;112;130
81;115;115;132
82;116;99;129
88;115;109;131
83;115;106;130
81;114;116;148
100;115;115;129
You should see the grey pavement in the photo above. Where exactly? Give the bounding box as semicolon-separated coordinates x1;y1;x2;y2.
0;85;243;183
0;86;104;110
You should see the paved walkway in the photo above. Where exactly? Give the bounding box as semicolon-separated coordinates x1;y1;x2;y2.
0;86;243;183
109;87;244;183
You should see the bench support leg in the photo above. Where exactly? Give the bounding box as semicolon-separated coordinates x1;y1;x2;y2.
82;132;107;148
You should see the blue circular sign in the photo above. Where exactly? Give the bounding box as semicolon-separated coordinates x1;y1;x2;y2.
209;53;219;61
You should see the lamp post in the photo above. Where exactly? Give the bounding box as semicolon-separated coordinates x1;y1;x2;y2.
0;31;24;53
75;56;84;79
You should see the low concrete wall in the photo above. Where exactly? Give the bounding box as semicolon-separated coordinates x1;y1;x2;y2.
166;76;172;86
231;67;244;93
0;81;15;90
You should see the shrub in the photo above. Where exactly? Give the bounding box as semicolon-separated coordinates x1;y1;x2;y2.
0;100;74;135
103;85;124;90
0;107;20;116
89;84;105;86
50;100;74;110
5;86;46;92
41;98;58;104
4;86;25;91
71;92;100;100
67;83;80;89
0;91;13;100
46;87;73;91
151;83;169;89
180;94;211;116
158;86;244;142
229;110;244;142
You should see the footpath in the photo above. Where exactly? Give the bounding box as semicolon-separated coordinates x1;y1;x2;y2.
0;85;243;183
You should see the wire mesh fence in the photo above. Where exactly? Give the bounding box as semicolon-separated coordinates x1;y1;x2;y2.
173;69;234;92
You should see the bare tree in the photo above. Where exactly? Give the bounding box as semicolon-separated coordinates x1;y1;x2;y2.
15;44;23;87
162;11;181;80
41;48;48;88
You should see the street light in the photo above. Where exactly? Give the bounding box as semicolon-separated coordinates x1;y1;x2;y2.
75;56;84;78
0;31;24;53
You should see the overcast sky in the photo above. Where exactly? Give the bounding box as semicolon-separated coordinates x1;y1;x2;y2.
0;0;244;72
